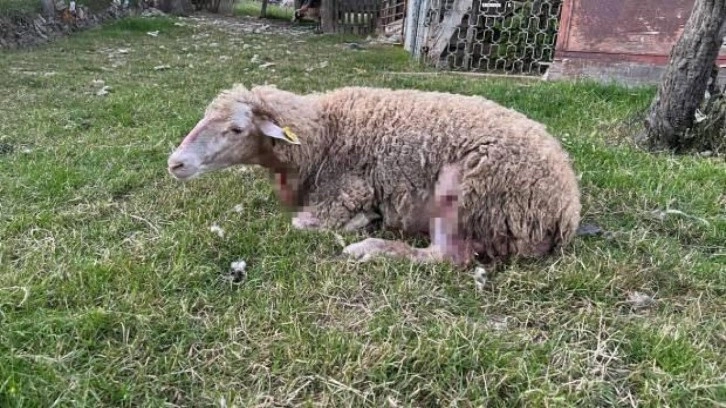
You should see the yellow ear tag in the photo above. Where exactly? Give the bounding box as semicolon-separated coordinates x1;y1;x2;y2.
282;126;301;145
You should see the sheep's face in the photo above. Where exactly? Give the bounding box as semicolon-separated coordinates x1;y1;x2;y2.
167;102;297;181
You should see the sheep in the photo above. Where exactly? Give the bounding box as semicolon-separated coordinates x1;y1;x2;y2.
167;84;582;268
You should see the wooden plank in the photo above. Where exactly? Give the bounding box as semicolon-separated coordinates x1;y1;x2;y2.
426;0;474;64
318;0;384;35
550;0;726;85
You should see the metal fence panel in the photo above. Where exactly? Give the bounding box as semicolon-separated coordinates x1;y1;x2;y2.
419;0;562;76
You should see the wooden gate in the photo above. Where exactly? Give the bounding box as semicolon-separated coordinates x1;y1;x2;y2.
321;0;381;35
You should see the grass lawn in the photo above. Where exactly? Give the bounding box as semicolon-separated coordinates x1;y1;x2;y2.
235;0;296;21
1;14;725;407
0;0;39;16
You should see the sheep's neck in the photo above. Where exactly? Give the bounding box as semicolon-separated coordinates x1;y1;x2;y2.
250;88;330;201
254;147;302;208
268;119;329;184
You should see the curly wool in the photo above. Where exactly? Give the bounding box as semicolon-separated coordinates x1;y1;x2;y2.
221;85;582;264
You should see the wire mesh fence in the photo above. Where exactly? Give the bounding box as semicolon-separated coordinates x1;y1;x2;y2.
420;0;563;76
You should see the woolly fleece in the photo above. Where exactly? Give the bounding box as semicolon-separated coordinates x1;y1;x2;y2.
207;85;581;265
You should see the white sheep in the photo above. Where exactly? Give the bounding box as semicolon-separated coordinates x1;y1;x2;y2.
167;85;582;268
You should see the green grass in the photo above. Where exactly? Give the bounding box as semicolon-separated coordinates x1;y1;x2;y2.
0;0;39;16
235;0;295;21
1;14;725;407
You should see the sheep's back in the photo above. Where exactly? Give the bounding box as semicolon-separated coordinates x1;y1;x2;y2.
319;87;581;261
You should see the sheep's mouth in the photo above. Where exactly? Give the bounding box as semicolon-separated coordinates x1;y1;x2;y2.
168;164;201;181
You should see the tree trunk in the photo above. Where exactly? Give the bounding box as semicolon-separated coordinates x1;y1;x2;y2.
40;0;55;17
260;0;269;18
638;0;726;152
425;0;474;68
217;0;236;15
158;0;194;15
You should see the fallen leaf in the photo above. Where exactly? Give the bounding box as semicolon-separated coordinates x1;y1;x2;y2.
147;31;159;37
627;291;656;310
332;233;346;248
695;109;707;123
210;224;225;238
473;267;487;291
96;85;112;96
231;260;246;272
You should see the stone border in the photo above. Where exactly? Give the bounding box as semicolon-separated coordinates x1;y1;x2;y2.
0;3;136;50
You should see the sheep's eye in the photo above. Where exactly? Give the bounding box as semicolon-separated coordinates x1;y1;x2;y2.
230;126;243;134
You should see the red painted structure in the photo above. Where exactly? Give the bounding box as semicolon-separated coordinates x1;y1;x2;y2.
547;0;726;86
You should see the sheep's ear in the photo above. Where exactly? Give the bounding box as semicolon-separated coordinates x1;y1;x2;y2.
259;119;301;145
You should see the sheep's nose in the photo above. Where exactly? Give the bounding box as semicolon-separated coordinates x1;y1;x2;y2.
169;161;184;171
167;157;187;175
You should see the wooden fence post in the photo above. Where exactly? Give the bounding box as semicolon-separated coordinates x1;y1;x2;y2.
321;0;335;32
41;0;55;17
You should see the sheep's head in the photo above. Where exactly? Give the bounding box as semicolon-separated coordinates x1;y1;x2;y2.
167;85;299;181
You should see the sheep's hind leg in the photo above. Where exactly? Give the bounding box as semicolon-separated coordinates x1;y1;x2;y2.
342;164;474;267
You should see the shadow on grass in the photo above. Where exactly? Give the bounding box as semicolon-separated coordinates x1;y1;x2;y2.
99;16;180;35
235;0;295;21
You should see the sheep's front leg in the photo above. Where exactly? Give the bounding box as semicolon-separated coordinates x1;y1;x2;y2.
291;174;377;232
292;209;379;232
